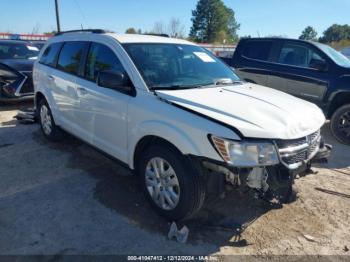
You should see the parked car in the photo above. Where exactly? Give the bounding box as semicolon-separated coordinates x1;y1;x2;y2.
0;40;39;102
29;41;47;50
33;30;331;221
221;38;350;145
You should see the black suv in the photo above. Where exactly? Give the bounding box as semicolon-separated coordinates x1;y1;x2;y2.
222;38;350;145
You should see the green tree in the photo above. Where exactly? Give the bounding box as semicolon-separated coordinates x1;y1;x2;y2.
320;24;350;43
225;7;240;42
189;0;240;43
299;26;318;41
125;27;138;34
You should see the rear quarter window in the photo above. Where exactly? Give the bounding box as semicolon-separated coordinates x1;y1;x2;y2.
241;40;273;61
39;42;62;67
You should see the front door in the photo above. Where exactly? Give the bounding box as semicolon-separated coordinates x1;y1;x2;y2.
75;42;132;162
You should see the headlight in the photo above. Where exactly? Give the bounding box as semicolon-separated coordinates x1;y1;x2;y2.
210;135;279;167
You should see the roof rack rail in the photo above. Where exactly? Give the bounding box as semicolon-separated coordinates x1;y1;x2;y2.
144;33;170;38
55;29;107;36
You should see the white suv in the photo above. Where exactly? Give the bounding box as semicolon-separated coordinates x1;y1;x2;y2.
33;30;331;220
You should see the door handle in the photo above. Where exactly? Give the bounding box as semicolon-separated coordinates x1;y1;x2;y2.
77;87;88;95
48;75;54;80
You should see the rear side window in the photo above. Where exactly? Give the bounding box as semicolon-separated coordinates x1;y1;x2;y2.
39;43;62;67
85;43;125;81
242;41;273;61
57;42;88;75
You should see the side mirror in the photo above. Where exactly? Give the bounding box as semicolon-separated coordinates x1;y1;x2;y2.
309;59;327;71
97;70;134;95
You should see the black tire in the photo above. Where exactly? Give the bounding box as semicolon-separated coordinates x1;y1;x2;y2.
330;104;350;145
38;99;63;141
137;144;206;221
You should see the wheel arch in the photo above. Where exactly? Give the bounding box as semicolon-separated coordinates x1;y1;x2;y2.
35;91;46;109
132;135;184;171
328;91;350;118
129;121;201;170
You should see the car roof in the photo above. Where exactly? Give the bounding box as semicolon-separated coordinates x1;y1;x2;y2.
107;33;193;45
49;31;195;45
240;37;318;45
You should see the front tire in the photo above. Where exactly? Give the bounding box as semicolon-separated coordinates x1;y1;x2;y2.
137;145;206;221
38;99;63;141
330;104;350;145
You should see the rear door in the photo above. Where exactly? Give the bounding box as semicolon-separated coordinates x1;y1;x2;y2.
234;40;275;87
51;41;90;139
36;42;63;108
270;41;330;103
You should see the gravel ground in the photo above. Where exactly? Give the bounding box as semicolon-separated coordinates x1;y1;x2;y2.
0;103;349;258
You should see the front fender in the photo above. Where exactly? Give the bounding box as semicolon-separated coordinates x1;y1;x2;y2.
128;120;201;169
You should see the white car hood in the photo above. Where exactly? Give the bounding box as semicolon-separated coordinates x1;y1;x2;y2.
156;83;325;140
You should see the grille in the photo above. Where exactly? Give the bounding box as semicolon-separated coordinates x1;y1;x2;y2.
277;130;320;168
18;72;34;94
276;136;307;149
282;151;307;165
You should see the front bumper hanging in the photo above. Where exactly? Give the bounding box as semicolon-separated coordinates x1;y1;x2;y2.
311;143;332;164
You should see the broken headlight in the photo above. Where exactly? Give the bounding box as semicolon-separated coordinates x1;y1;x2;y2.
210;135;279;167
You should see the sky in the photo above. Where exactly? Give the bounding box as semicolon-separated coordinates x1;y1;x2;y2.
1;0;349;38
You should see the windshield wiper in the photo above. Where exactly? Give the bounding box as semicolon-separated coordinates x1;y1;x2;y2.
149;84;203;91
196;80;243;88
149;80;243;91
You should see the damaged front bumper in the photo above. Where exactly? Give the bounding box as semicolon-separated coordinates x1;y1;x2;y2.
200;136;332;201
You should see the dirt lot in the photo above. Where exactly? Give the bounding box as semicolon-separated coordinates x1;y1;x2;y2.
0;103;349;257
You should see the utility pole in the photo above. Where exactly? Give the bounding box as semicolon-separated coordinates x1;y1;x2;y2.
55;0;61;33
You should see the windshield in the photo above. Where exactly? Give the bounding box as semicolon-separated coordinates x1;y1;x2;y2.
0;43;39;60
315;42;350;68
123;43;240;89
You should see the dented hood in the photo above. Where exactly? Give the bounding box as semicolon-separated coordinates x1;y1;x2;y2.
156;83;326;140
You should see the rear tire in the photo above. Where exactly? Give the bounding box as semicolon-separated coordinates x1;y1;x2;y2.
137;144;206;221
38;99;63;141
330;104;350;145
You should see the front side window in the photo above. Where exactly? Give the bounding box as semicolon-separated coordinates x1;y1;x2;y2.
123;43;240;89
242;41;273;61
39;42;62;67
57;42;88;75
85;43;125;81
315;42;350;68
278;42;325;68
0;42;39;60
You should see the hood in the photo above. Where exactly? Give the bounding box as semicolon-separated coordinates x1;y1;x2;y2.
156;83;326;140
0;59;35;72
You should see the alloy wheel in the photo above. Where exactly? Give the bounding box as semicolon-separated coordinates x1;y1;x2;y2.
40;105;52;135
145;157;180;210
